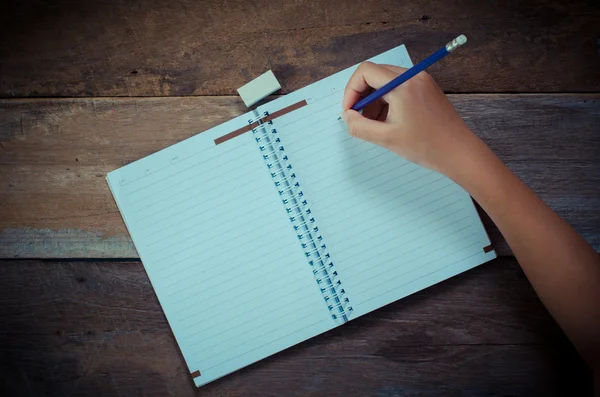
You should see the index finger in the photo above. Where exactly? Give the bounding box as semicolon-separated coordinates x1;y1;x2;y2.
342;62;405;110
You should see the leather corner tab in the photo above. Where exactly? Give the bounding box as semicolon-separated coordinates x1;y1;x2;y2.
191;370;201;378
483;244;494;253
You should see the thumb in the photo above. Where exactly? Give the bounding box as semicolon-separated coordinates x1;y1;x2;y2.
342;109;391;145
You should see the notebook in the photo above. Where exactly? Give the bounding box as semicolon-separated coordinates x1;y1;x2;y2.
107;44;496;387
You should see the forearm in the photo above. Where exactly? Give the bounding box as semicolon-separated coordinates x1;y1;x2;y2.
446;131;600;369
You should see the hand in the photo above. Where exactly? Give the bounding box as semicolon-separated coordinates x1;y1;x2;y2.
342;61;484;176
344;63;600;385
344;64;600;383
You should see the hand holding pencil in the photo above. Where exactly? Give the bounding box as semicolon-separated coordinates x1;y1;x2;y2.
340;35;482;176
341;36;600;386
341;60;486;178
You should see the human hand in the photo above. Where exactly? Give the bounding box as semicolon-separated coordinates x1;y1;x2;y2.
342;62;485;176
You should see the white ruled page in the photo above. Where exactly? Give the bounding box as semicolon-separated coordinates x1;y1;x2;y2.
259;44;496;321
107;113;333;387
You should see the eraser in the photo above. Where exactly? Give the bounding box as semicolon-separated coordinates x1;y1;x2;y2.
237;70;281;107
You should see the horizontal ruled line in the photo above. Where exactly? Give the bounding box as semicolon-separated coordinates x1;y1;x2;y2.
195;310;321;362
354;246;483;304
337;208;470;274
328;188;459;250
201;319;327;373
159;224;291;286
131;163;264;217
183;290;316;344
177;274;310;327
116;143;217;187
344;223;474;285
125;144;255;198
148;211;282;266
169;257;304;308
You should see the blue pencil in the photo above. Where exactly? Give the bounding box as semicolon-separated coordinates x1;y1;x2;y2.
347;35;467;112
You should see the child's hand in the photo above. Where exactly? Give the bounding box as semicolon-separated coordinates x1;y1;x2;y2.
342;61;482;176
344;63;600;384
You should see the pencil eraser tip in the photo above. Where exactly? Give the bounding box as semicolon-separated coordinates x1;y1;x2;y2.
457;35;467;45
237;70;281;107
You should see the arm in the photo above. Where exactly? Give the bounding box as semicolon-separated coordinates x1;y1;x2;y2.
342;62;600;385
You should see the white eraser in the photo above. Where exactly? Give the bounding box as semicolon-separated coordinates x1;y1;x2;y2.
237;70;281;107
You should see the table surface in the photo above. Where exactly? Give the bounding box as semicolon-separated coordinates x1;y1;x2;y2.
1;0;598;395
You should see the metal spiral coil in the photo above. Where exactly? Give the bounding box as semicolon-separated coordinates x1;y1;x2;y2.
249;110;353;322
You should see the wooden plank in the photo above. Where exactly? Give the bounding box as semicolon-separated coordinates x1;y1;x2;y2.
1;0;599;97
0;257;591;396
0;95;598;258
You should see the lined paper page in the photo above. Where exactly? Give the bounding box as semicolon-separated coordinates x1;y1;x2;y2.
259;45;496;320
107;113;334;387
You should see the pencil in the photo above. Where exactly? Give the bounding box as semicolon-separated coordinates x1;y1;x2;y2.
345;35;467;113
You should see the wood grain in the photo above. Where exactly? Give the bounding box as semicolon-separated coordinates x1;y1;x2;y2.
1;0;599;97
0;258;591;396
1;95;598;258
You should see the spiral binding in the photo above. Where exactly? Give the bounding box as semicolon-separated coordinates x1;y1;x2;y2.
249;110;353;322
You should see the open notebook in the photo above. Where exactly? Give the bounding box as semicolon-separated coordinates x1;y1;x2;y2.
107;44;496;387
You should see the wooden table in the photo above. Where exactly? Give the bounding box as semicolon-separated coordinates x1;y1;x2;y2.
1;1;598;395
